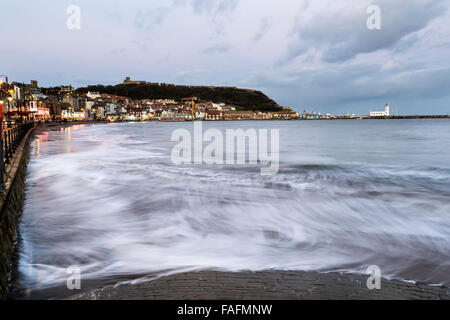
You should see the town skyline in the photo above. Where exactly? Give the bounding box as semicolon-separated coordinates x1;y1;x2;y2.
2;76;448;121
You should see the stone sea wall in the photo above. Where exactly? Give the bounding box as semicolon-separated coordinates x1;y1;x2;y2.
0;129;33;299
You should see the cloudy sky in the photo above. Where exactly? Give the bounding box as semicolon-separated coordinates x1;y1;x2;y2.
2;0;450;114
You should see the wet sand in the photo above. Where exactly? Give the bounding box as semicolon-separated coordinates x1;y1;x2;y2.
70;270;450;300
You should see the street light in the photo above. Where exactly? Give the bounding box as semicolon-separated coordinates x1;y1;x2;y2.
0;75;8;188
0;76;14;122
0;74;10;107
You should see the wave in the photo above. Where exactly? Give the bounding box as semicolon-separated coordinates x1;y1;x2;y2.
12;122;450;296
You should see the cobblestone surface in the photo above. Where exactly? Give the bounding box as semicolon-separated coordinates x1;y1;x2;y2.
71;270;450;300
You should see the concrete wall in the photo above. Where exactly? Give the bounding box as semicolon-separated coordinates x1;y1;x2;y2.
0;129;32;299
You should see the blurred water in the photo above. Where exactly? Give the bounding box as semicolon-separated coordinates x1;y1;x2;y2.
12;120;450;298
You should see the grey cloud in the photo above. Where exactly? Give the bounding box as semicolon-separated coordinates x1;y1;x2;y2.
72;77;92;86
133;0;238;28
173;69;207;83
287;0;445;63
134;6;171;31
132;0;238;39
203;44;230;54
245;62;450;111
191;0;238;15
392;33;421;53
252;18;271;42
110;48;127;56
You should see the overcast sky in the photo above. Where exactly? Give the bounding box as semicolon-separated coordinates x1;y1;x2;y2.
2;0;450;114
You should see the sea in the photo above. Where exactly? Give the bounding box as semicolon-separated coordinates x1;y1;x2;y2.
10;119;450;298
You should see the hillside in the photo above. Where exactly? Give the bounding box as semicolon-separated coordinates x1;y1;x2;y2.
75;83;282;112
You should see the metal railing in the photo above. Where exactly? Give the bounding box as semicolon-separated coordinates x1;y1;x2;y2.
1;122;34;185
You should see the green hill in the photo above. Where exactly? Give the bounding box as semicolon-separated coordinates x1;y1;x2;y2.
75;83;282;112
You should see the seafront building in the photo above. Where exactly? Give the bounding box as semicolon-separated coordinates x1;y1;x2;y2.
1;77;313;122
370;104;390;117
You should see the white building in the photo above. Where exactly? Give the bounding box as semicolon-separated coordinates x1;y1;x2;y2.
87;91;101;99
370;104;390;117
85;100;95;111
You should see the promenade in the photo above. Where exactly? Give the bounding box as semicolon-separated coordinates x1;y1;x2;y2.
71;270;450;300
